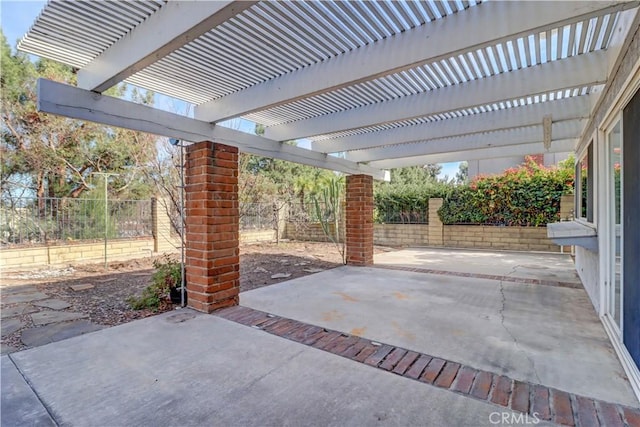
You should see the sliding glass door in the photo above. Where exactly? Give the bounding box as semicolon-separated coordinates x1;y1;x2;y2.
606;119;623;333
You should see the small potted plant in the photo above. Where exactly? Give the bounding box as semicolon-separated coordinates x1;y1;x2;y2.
152;255;186;305
127;256;186;311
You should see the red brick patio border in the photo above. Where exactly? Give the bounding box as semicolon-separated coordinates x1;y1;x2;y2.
216;306;640;427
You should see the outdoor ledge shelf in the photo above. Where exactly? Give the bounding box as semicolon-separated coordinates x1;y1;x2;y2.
547;221;598;252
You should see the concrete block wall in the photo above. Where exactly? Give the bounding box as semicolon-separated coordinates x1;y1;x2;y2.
443;225;560;252
284;222;335;242
151;197;180;253
0;228;283;271
559;194;575;221
0;247;50;270
286;221;558;252
282;196;569;253
0;238;155;270
558;194;575;253
428;198;444;246
0;212;276;273
286;223;429;247
373;224;429;246
2;193;571;271
240;229;276;243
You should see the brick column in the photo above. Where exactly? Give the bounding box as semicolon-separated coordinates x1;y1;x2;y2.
184;141;239;313
345;174;373;266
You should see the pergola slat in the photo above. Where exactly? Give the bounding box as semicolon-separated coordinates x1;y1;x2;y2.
194;1;628;123
265;51;609;142
368;139;577;169
15;1;640;178
345;120;586;163
312;95;593;154
77;1;257;92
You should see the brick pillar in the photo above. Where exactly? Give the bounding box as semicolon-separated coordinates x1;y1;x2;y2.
428;198;444;246
184;141;239;313
345;174;373;266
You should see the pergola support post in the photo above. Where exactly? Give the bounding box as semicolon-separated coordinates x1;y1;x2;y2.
184;141;240;313
345;174;374;266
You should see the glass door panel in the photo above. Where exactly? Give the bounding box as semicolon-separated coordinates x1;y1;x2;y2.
608;120;622;331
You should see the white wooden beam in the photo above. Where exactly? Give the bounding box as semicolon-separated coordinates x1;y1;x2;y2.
37;79;386;180
368;140;577;169
346;120;586;163
77;1;256;93
264;51;610;142
195;1;632;123
577;7;640;153
312;96;594;153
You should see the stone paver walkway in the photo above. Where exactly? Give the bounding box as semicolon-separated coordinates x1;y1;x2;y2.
1;285;103;353
217;306;640;427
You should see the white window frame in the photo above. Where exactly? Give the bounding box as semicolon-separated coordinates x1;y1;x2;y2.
575;141;595;226
602;114;623;335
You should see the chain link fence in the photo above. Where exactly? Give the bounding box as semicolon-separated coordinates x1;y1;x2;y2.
0;197;152;247
374;205;429;224
240;203;279;230
0;197;284;247
1;196;429;248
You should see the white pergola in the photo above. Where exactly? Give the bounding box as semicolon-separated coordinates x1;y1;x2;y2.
19;0;640;179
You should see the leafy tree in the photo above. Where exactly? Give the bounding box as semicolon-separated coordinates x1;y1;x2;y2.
373;165;454;223
1;31;158;206
557;154;575;172
240;124;336;207
455;161;468;184
388;165;440;185
424;163;442;180
141;141;184;235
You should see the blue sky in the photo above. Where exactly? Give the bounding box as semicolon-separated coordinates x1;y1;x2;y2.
1;1;45;50
0;0;460;179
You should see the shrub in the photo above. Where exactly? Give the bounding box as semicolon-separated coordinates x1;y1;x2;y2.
438;157;574;226
374;181;453;224
128;255;181;311
151;255;182;289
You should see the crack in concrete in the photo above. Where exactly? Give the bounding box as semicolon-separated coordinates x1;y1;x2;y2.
498;265;542;384
230;348;306;398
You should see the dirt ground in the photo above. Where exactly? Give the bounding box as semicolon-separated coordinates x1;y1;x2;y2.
1;241;389;352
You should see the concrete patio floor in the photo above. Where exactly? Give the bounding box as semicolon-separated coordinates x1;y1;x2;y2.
3;311;534;427
243;249;636;407
374;247;583;285
2;248;638;426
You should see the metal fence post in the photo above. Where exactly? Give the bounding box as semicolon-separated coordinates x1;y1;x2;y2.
93;172;118;269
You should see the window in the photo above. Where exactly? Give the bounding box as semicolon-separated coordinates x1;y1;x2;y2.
607;120;622;329
576;142;594;223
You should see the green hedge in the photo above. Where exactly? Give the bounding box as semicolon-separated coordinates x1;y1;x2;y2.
374;183;451;224
438;158;574;227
